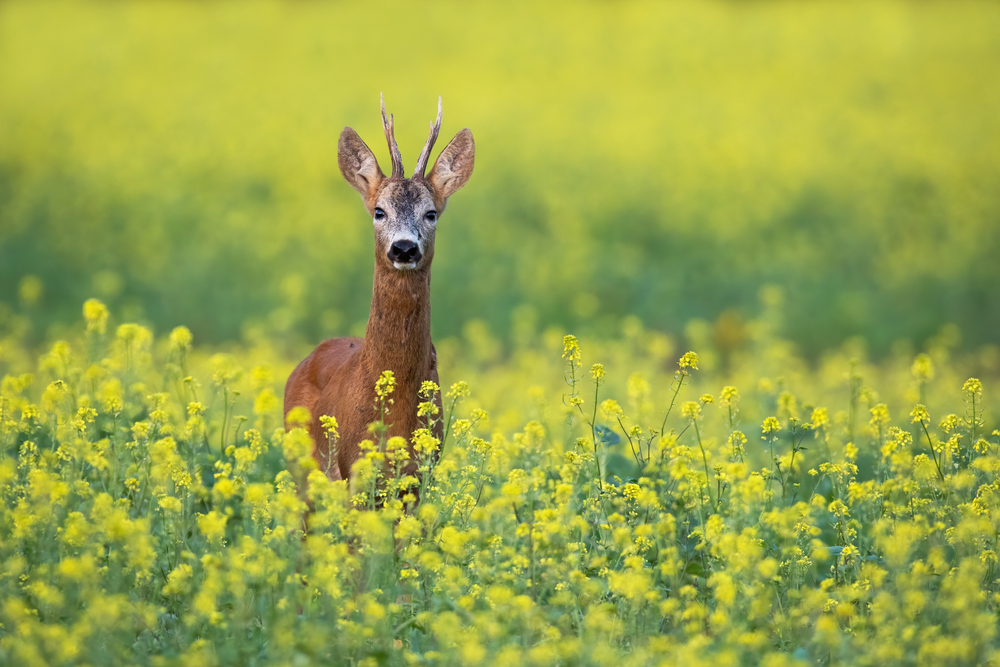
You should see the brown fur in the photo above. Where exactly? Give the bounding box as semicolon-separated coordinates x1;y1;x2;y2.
284;98;474;484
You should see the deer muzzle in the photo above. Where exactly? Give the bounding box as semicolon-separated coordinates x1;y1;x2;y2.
388;239;422;268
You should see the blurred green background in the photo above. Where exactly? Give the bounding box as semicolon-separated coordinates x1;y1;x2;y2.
1;0;998;358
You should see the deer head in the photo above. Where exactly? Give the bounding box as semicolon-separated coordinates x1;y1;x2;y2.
337;95;475;272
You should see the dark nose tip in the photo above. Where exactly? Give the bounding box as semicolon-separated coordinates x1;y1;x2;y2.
388;240;421;264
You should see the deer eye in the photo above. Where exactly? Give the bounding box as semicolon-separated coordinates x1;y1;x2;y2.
373;208;386;220
425;211;437;222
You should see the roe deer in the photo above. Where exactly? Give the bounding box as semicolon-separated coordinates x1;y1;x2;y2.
284;95;474;484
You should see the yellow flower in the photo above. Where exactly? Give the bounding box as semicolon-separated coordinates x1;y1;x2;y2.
452;419;473;438
844;441;858;461
938;413;961;433
911;353;934;381
761;416;781;435
83;298;109;334
412;429;440;458
375;370;396;398
364;599;386;620
197;510;228;543
681;401;701;419
417;399;439;419
214;477;236;500
622;483;641;501
963;378;983;399
40;380;68;414
319;415;339;437
58;555;96;583
169;326;193;351
286;406;311;428
562;335;581;362
719;386;739;406
250;365;272;389
446;381;470;400
678;351;699;370
282;428;315;471
116;323;152;346
601;399;624;420
396;515;422;542
159;496;183;513
910;404;930;425
162;564;194;596
590;363;605;381
869;403;891;428
210;361;242;394
254;387;279;416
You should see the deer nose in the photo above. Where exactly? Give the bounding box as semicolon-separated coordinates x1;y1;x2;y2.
388;240;421;264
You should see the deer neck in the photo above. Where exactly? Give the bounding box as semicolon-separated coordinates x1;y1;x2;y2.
360;264;433;384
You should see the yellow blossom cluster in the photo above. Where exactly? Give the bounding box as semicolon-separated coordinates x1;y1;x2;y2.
0;303;999;666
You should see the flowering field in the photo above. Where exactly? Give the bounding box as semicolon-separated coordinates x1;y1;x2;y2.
2;0;1000;354
3;1;1000;664
1;301;998;666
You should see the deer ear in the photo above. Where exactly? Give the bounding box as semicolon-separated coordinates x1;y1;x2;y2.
428;129;474;202
338;127;384;200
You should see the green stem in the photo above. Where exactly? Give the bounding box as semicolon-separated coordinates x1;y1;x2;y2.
441;395;460;451
659;373;685;440
590;379;604;491
970;394;978;460
769;439;775;478
921;422;945;482
617;416;641;470
694;419;713;509
220;385;230;457
784;427;800;506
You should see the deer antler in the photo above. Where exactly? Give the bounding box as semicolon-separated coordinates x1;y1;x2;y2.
415;96;443;179
380;93;405;179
